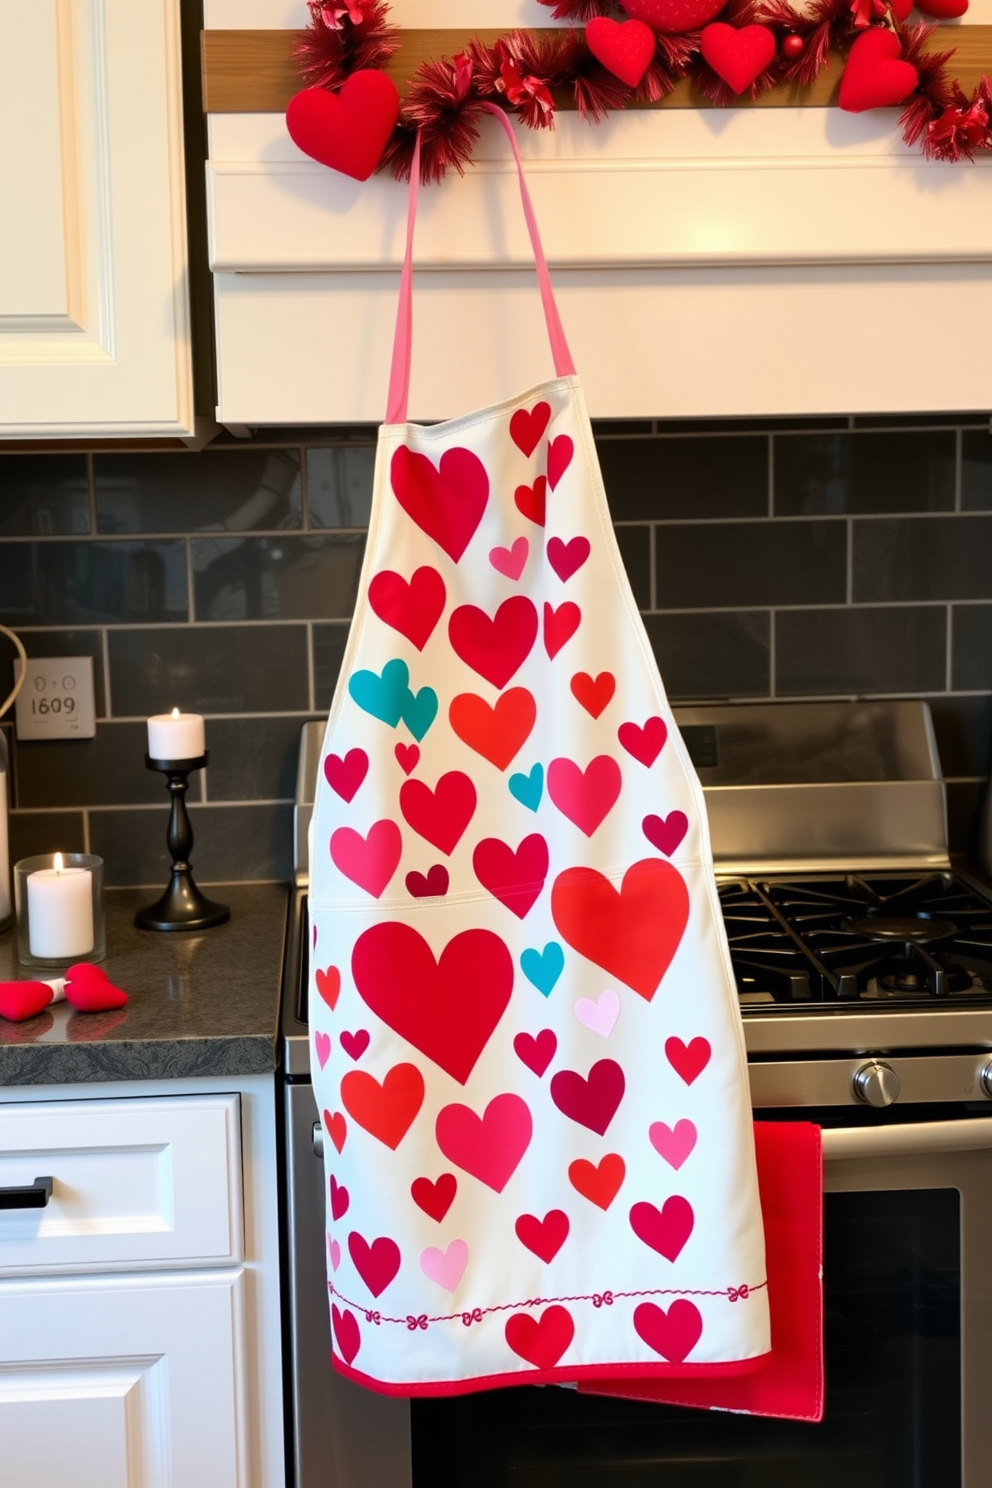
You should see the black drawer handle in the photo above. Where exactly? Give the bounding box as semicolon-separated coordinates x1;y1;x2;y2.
0;1176;54;1210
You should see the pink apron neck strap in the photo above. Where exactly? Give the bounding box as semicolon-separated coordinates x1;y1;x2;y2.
385;104;576;426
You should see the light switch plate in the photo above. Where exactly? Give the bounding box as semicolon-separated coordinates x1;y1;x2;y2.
13;657;97;740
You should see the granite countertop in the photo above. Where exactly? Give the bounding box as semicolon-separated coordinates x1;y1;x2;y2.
0;884;288;1086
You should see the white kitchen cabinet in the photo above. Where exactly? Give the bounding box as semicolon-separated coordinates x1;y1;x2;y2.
0;0;197;438
0;1077;284;1488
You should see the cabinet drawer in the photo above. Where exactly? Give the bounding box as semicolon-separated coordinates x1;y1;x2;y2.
0;1095;243;1275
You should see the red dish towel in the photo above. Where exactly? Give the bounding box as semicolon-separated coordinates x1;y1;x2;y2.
580;1121;823;1422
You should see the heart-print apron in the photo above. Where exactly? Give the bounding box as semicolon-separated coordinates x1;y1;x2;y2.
310;104;769;1395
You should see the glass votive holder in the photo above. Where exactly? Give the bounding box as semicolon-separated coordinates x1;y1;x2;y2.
14;853;106;968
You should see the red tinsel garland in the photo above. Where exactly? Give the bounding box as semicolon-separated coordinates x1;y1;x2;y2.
292;0;992;176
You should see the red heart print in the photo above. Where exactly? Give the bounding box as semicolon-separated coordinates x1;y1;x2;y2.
633;1299;703;1363
348;1231;401;1297
435;1093;533;1192
406;864;450;898
699;23;777;94
400;771;477;855
315;966;341;1011
547;755;622;838
515;1209;570;1263
513;1028;558;1077
838;28;918;113
323;747;368;802
546;535;590;583
353;924;513;1085
331;1305;361;1365
586;16;656;86
547;435;574;491
340;1062;425;1150
330;820;402;898
505;1305;574;1370
449;688;536;771
395;742;420;775
391;445;489;562
0;981;55;1022
472;834;549;919
550;1058;625;1136
510;401;551;457
448;596;538;689
63;964;128;1012
411;1172;458;1223
665;1035;711;1085
369;566;446;651
490;537;529;580
568;1153;626;1210
551;858;690;1001
323;1109;347;1153
339;1028;370;1061
570;672;616;720
649;1118;697;1170
514;475;547;527
543;601;581;659
621;0;727;33
330;1174;350;1221
618;715;668;767
285;72;400;180
629;1195;694;1261
315;1031;331;1069
642;810;688;856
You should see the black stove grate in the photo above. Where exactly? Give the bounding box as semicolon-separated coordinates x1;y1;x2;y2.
721;872;992;1010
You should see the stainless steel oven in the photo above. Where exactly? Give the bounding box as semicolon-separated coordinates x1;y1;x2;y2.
281;701;992;1488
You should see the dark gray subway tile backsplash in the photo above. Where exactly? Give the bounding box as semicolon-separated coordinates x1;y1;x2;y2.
1;414;990;882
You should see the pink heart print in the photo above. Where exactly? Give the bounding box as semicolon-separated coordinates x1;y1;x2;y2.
490;537;529;579
330;820;402;898
329;1238;342;1271
420;1239;469;1291
315;1030;332;1068
547;754;622;837
574;988;620;1038
435;1093;533;1192
648;1118;697;1170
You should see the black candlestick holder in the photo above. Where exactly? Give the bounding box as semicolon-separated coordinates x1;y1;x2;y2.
135;753;230;932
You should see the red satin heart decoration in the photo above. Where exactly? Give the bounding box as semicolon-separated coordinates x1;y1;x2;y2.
586;17;657;87
888;0;913;18
699;23;777;94
63;963;129;1012
913;0;968;15
621;0;729;36
838;28;918;113
0;981;55;1023
286;72;401;182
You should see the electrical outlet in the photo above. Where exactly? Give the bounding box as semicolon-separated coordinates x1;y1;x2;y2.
14;657;97;740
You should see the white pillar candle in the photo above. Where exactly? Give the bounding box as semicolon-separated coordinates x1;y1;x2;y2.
26;854;94;959
147;707;205;760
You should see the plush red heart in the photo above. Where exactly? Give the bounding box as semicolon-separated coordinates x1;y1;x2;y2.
888;0;913;17
914;0;968;14
0;980;55;1023
586;17;657;87
286;73;401;182
838;28;918;113
621;0;729;36
63;963;129;1012
700;22;777;94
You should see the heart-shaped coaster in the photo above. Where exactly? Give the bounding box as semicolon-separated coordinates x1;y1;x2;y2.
838;28;918;113
286;72;401;181
621;0;729;36
0;981;56;1023
586;18;657;87
63;963;129;1012
700;23;777;94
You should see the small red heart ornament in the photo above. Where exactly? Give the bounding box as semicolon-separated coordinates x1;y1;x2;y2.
914;0;968;15
0;981;55;1023
888;0;914;17
621;0;729;36
63;963;129;1012
700;23;777;94
586;17;657;87
286;72;401;182
838;28;918;113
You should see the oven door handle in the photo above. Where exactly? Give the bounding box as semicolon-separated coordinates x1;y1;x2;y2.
822;1117;992;1161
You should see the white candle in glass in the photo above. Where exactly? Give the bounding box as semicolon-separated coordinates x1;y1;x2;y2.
147;707;205;760
26;853;94;958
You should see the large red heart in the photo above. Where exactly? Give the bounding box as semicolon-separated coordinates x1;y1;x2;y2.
286;73;400;181
347;1231;401;1297
551;858;689;1000
339;1062;425;1150
400;771;476;855
505;1305;575;1369
586;17;656;86
435;1093;533;1191
633;1299;703;1362
700;22;776;94
449;688;536;771
473;834;549;919
391;445;489;562
838;28;918;113
621;0;728;36
448;596;538;689
629;1194;695;1261
369;566;446;651
550;1058;626;1135
352;924;513;1084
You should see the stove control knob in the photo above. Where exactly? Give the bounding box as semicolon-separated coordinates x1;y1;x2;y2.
979;1061;992;1100
853;1060;901;1107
